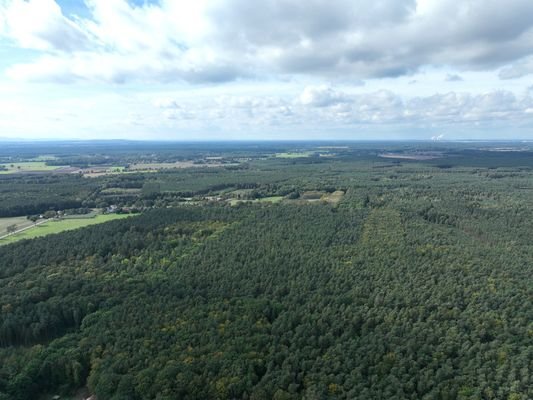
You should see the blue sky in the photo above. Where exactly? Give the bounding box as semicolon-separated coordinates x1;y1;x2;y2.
1;0;533;140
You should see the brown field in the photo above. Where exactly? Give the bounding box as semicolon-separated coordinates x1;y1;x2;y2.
321;190;345;204
0;216;34;234
378;152;443;160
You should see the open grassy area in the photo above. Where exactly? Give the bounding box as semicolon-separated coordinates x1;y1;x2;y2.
256;196;284;203
0;214;133;245
30;155;59;161
280;190;345;205
321;190;345;204
0;162;64;174
0;216;35;234
229;196;284;205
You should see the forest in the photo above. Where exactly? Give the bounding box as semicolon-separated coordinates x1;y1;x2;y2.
0;142;531;400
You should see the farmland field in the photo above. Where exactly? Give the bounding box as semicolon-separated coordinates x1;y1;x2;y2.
256;195;284;203
274;151;314;158
0;216;34;234
0;161;64;174
0;214;132;245
229;195;284;205
30;155;59;161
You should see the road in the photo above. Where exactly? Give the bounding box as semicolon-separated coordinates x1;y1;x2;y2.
0;219;48;240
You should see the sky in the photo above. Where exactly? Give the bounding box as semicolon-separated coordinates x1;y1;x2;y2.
1;0;533;140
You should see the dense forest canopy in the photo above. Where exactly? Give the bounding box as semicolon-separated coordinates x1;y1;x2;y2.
0;142;531;400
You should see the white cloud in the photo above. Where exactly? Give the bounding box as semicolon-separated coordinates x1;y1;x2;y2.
1;0;238;83
1;0;89;52
2;0;533;83
499;56;533;79
2;84;533;139
151;87;533;130
299;85;348;107
154;98;180;109
1;0;533;140
445;73;463;82
210;0;533;79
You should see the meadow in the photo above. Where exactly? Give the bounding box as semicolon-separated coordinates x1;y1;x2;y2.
0;214;132;245
0;161;64;174
0;216;35;234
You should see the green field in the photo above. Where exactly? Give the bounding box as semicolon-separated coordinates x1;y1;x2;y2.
256;196;284;203
229;196;284;205
0;161;63;174
0;214;133;245
30;155;59;161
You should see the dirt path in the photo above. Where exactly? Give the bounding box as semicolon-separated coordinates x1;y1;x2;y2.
0;219;48;240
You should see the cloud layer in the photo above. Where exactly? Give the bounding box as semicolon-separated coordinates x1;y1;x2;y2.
153;87;533;130
2;0;533;83
1;0;533;140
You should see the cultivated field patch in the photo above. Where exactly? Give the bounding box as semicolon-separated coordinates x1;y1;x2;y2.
274;151;315;158
0;162;64;174
0;216;35;234
0;214;133;245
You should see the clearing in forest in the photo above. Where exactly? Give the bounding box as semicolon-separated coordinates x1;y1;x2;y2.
0;214;133;245
0;162;65;174
0;216;36;234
